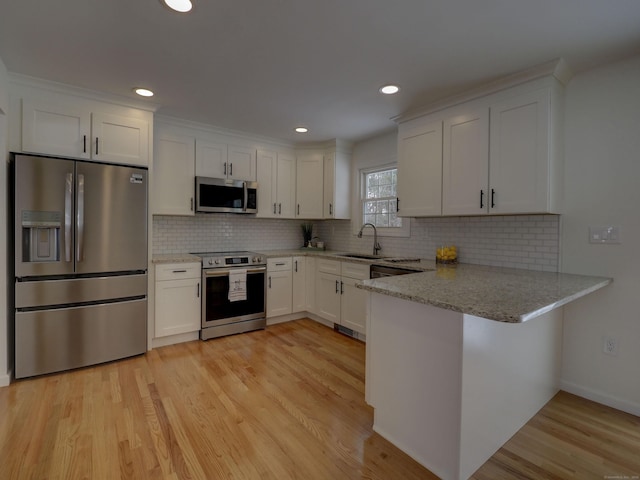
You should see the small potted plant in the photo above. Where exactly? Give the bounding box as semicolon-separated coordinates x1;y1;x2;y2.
301;223;313;247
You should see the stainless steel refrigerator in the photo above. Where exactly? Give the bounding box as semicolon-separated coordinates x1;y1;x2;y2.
13;154;148;378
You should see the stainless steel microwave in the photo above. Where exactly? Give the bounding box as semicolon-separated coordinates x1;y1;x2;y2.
195;177;258;213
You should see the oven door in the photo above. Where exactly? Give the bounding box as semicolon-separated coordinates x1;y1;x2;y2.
202;266;266;328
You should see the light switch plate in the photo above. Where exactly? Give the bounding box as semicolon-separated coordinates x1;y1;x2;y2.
589;226;621;244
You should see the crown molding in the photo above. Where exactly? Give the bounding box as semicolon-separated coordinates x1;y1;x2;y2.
8;72;159;113
393;58;572;124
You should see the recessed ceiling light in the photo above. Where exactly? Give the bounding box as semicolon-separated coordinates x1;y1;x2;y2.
295;127;309;133
134;88;154;97
162;0;193;13
379;84;400;95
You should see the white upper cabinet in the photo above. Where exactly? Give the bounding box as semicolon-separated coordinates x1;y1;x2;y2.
397;74;564;217
323;148;351;219
257;149;296;218
442;109;489;215
195;140;256;181
489;88;556;214
397;120;443;217
296;151;324;219
21;99;149;166
22;99;91;159
91;112;149;166
153;132;196;216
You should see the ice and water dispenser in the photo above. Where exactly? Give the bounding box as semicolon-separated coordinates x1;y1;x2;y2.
21;210;61;263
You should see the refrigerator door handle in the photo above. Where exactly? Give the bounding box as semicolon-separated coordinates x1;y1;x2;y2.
64;173;73;262
76;173;85;262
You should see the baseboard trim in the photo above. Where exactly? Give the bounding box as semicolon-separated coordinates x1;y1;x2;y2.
0;370;12;387
560;379;640;417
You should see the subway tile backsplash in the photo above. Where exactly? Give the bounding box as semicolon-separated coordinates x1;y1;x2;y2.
153;214;560;272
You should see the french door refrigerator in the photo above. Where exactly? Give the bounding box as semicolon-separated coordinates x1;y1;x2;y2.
13;154;148;378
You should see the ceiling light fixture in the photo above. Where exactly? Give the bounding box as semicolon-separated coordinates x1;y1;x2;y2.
134;88;154;97
379;84;400;95
295;127;309;133
162;0;193;13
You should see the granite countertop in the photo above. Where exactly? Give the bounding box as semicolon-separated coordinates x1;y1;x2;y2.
151;253;202;264
358;263;612;323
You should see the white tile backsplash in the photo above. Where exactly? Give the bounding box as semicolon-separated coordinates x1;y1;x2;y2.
153;214;560;271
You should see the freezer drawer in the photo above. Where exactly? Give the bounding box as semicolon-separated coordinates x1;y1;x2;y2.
15;298;147;378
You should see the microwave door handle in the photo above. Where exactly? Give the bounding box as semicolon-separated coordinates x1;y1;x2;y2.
64;172;73;262
76;173;85;263
243;182;248;212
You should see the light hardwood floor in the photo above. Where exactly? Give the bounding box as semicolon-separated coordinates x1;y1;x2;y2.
0;319;638;479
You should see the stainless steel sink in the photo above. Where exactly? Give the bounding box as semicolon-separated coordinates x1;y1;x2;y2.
337;253;387;260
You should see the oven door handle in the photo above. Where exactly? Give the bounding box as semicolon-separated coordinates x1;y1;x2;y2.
203;267;266;277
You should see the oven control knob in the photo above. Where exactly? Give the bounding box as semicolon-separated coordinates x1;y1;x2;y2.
214;259;221;265
253;256;261;263
208;259;213;265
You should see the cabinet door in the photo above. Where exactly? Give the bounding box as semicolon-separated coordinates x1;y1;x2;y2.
22;99;91;159
267;270;293;317
305;256;317;314
296;152;324;219
323;150;351;219
155;278;201;337
91;112;149;167
340;276;368;335
276;152;296;218
316;271;341;323
292;257;306;313
257;149;277;218
442;110;489;215
397;120;443;217
153;133;196;215
196;140;228;178
489;88;550;214
228;145;256;181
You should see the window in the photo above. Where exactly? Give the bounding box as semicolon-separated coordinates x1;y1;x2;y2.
363;167;400;227
359;166;409;237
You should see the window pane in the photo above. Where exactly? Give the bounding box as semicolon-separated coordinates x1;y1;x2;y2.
362;167;402;230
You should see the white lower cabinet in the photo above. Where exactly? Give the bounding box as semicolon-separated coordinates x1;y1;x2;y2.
292;256;306;313
267;258;293;317
154;263;201;338
316;259;369;335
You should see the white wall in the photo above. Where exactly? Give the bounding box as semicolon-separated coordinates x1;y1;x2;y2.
0;56;10;386
560;55;640;415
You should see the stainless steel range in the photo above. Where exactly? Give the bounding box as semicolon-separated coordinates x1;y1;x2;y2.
193;251;266;340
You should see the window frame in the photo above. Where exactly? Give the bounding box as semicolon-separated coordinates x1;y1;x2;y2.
357;164;410;238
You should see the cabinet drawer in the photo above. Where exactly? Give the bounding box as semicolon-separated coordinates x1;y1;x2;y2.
267;257;292;272
156;262;201;281
341;261;371;280
317;258;341;275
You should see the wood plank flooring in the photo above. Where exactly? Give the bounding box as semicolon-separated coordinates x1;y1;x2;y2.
0;318;638;479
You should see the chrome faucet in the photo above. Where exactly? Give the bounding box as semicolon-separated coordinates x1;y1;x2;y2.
358;223;381;256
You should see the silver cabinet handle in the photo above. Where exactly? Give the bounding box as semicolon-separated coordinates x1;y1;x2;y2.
191;197;194;211
335;280;339;294
197;282;200;298
82;135;86;154
329;203;333;215
297;204;300;215
294;260;298;273
224;162;227;175
64;173;73;262
95;137;99;155
340;281;344;295
278;203;282;214
230;163;233;176
76;173;85;262
273;203;277;214
268;276;272;288
172;269;187;273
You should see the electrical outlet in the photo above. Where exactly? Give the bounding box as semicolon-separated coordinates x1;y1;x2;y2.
603;336;619;356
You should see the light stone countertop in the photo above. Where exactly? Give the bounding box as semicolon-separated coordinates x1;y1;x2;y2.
151;250;612;323
358;263;612;323
151;253;202;264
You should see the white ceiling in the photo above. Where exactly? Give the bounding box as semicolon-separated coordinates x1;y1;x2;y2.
1;0;640;144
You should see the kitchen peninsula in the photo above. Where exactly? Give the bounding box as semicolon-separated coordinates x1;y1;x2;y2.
359;265;612;479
